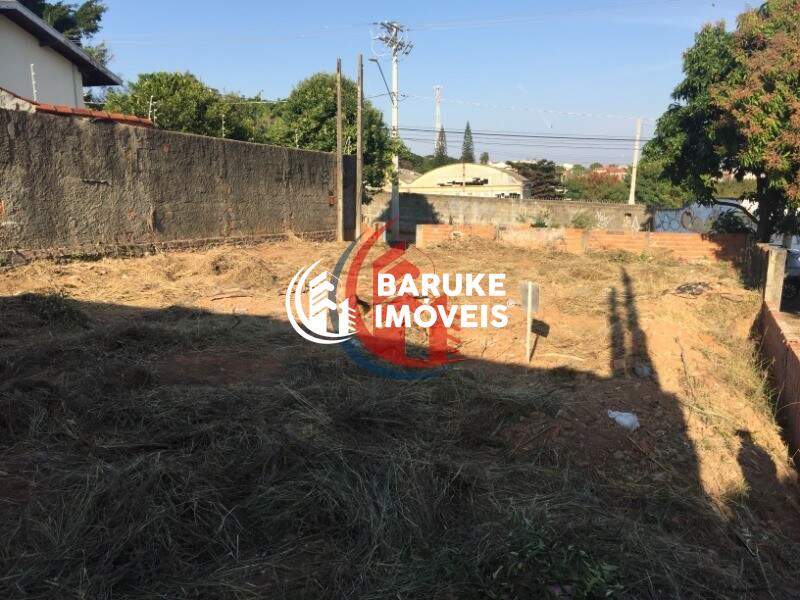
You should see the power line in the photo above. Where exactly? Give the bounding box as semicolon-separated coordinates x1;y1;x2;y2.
402;94;655;122
400;136;642;152
399;126;652;143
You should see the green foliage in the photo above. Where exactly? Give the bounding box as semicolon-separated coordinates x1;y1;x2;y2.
106;71;393;189
519;209;552;228
461;121;475;163
570;211;597;229
711;210;753;233
479;151;490;165
432;126;449;168
563;161;690;207
264;73;392;188
570;164;587;176
564;172;627;203
400;149;457;174
507;160;562;198
644;1;800;239
642;24;738;203
20;0;105;42
476;519;621;599
716;177;756;199
20;0;108;64
630;160;691;207
105;72;261;141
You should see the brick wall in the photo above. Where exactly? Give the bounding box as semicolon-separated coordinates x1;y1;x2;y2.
415;223;750;262
758;303;800;454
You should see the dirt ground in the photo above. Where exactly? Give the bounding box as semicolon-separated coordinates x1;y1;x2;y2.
1;236;799;598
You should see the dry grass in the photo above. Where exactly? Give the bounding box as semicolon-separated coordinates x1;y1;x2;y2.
1;239;799;599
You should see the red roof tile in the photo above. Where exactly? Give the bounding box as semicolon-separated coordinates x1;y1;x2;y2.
35;103;153;127
1;86;153;128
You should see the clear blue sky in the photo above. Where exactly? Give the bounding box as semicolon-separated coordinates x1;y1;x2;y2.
99;0;752;165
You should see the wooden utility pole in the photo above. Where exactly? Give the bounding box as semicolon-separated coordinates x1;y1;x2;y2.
336;58;344;242
355;54;364;239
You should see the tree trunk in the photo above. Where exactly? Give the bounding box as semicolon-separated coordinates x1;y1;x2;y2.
755;176;774;242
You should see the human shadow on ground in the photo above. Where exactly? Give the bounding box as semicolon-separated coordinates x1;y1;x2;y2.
0;273;798;598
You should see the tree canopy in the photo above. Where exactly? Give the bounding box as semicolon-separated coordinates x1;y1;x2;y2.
461;122;475;163
432;126;449;168
507;160;562;199
264;73;392;189
105;72;260;141
106;71;394;190
479;151;489;165
20;0;105;43
644;0;800;239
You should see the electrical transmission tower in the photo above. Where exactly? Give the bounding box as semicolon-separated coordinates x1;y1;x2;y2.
373;21;413;240
433;85;442;145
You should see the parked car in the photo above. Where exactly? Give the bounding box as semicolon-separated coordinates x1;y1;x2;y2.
783;248;800;300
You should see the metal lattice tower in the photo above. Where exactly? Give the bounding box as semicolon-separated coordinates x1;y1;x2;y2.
433;85;442;144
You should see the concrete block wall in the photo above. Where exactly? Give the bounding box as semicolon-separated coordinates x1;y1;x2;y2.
364;192;651;233
0;110;356;256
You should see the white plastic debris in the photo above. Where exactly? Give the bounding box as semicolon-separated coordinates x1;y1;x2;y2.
607;410;640;432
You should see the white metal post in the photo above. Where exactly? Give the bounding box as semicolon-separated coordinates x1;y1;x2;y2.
627;117;643;205
390;50;400;240
356;54;364;239
525;282;533;363
30;64;38;102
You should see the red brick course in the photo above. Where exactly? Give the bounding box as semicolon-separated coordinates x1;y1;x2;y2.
415;224;749;263
758;303;800;455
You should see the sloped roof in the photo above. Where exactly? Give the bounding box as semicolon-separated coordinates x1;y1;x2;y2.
0;86;153;127
408;163;529;187
0;0;122;86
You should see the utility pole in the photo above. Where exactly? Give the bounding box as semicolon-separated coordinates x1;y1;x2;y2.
627;117;643;206
374;22;413;241
336;58;344;242
356;54;364;239
433;85;442;145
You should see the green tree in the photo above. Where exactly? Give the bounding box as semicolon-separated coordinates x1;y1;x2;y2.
508;160;563;199
644;1;800;240
20;1;108;64
104;72;260;141
589;162;603;171
479;151;489;165
461;121;475;163
564;172;627;202
432;126;449;167
629;160;691;207
265;73;392;189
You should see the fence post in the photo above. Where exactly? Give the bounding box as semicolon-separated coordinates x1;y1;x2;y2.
764;245;787;307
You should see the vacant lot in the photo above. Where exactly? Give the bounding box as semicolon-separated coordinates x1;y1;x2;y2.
1;237;799;598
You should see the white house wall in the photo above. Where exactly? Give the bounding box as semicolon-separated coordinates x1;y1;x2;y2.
0;16;84;107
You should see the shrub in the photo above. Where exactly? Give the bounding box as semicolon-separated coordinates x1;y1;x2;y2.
570;211;596;229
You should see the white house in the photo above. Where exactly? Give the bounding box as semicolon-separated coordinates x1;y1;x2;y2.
0;0;120;108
